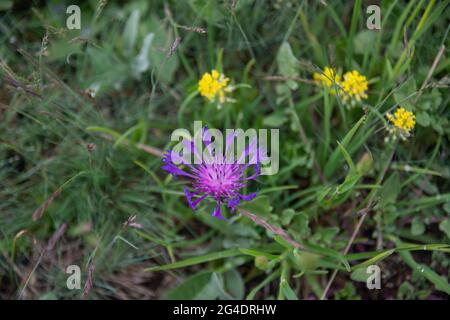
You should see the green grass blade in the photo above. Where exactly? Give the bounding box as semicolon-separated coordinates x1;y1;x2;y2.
145;248;241;271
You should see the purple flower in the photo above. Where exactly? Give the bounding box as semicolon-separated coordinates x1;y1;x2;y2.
162;127;262;219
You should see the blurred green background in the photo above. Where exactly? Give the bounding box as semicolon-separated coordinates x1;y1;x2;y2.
0;0;449;300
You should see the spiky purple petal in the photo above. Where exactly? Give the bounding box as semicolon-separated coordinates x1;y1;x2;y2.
162;127;261;219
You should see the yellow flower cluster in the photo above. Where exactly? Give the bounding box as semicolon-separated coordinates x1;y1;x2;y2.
313;67;369;103
341;70;368;102
198;69;230;103
313;67;341;90
386;107;416;134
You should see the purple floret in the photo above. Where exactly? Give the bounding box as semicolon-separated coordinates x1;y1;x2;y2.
162;127;261;219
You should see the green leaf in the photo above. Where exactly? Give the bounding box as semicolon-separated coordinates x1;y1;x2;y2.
132;33;154;76
224;269;245;299
324;116;366;178
350;268;370;282
444;203;450;214
391;164;442;176
397;281;415;299
390;236;450;295
293;251;321;271
291;212;310;237
356;152;373;176
0;1;12;10
123;9;140;54
346;0;362;67
393;77;416;110
199;208;260;238
281;281;298;300
316;227;340;245
411;217;426;236
396;243;450;252
353;30;378;54
263;112;287;127
276;42;299;90
147;16;179;83
239;196;273;218
273;235;294;251
238;248;279;260
246;270;281;300
146;248;241;271
400;251;450;295
378;173;401;206
164;272;217;300
439;219;450;240
113;123;144;148
86;126;122;139
337;141;356;172
416;112;431;127
302;242;351;272
281;209;296;226
210;273;234;300
316;186;332;202
352;249;395;270
335;172;361;195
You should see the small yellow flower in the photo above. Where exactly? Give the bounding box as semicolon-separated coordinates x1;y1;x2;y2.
386;107;416;134
341;70;368;102
313;67;341;94
198;69;231;103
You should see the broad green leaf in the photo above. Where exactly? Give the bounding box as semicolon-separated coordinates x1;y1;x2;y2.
224;269;245;299
293;251;321;271
378;173;401;206
164;272;217;300
210;273;234;300
411;217;426;236
281;209;296;226
132;33;154;76
123;10;140;54
276;42;299;90
416;111;431;127
291;212;310;237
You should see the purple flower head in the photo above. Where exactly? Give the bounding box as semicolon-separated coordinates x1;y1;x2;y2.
162;127;263;220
